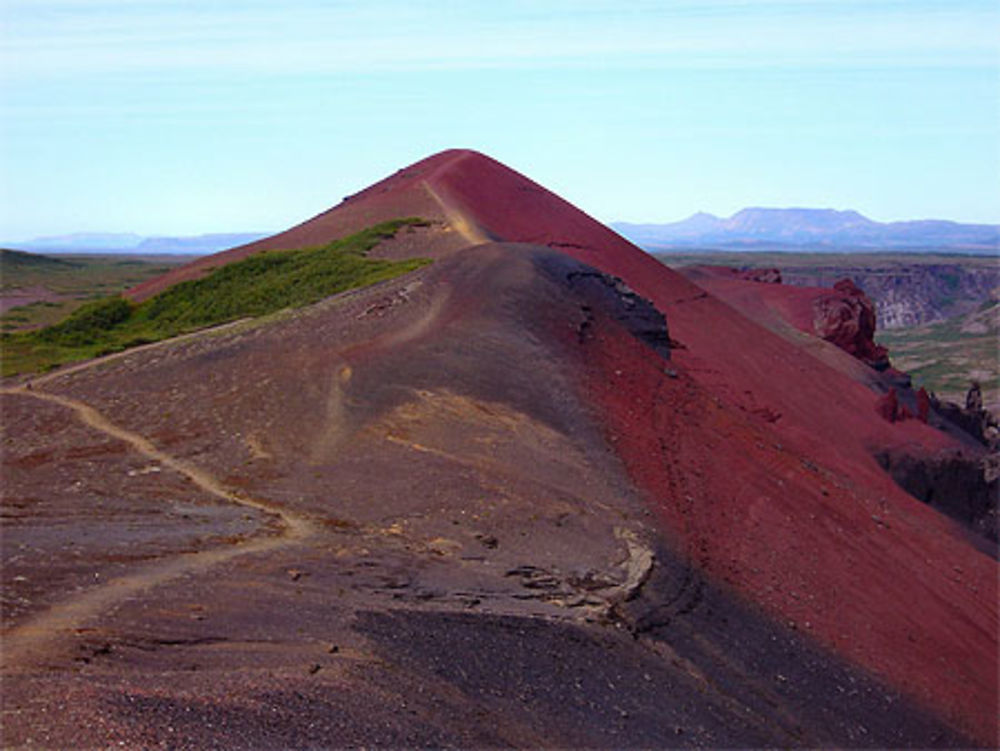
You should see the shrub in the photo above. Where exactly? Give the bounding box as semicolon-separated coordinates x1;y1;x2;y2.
37;296;133;345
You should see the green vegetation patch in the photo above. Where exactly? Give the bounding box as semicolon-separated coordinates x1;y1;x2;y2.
2;249;191;331
878;303;1000;410
2;219;431;376
0;247;82;273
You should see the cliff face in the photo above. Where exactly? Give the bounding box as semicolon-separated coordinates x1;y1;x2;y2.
782;263;1000;330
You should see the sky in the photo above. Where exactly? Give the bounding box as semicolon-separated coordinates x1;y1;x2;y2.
1;0;998;241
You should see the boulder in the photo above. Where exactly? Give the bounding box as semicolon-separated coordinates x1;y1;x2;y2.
812;279;889;370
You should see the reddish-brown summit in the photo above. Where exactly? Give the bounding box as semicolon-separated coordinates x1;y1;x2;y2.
129;149;661;301
128;149;487;301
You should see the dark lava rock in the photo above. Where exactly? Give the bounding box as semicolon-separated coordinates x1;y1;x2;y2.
876;447;999;545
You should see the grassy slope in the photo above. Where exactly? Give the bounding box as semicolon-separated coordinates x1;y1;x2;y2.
1;248;81;272
1;250;191;330
877;301;1000;412
1;219;430;376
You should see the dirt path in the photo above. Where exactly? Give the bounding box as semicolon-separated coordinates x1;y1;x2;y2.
423;182;490;246
0;385;317;670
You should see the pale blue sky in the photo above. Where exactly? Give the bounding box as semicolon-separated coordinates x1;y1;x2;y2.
1;1;998;240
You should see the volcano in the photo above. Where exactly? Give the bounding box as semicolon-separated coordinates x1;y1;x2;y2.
2;150;996;748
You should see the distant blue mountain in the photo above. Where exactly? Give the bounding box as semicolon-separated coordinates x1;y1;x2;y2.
136;233;269;254
9;231;268;254
612;208;999;252
14;232;146;251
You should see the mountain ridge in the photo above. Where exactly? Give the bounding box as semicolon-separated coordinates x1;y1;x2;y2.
11;208;997;255
614;207;1000;250
9;231;268;254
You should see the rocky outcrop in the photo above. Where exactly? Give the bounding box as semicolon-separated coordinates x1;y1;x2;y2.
782;264;1000;330
565;269;671;360
735;267;782;284
875;448;999;545
812;279;889;370
875;387;902;422
685;265;782;284
875;382;999;544
932;383;1000;450
916;387;930;423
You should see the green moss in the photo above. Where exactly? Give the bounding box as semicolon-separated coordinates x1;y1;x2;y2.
1;219;431;376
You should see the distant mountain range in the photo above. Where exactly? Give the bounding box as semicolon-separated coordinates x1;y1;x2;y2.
7;232;268;254
612;208;999;252
9;208;999;255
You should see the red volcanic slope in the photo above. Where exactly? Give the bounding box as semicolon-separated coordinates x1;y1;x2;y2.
684;266;889;368
410;159;995;739
132;149;997;742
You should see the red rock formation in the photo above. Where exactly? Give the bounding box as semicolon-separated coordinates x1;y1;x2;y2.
811;279;889;369
916;387;931;423
685;265;782;284
740;267;782;284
